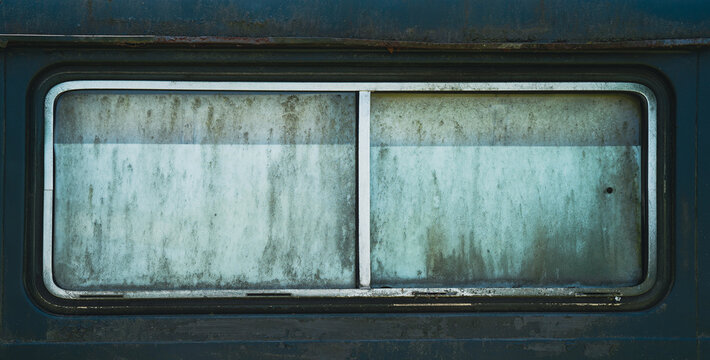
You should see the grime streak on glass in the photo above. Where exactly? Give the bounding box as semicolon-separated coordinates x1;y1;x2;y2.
53;91;357;290
370;93;643;288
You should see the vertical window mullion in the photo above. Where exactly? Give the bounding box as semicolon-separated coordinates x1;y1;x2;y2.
358;91;371;289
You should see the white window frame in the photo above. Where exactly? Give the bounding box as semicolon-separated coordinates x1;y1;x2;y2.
43;80;657;301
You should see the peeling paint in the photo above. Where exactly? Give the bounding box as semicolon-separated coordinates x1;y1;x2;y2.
2;0;710;47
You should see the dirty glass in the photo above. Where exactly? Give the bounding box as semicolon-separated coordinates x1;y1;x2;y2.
53;91;357;290
370;93;643;288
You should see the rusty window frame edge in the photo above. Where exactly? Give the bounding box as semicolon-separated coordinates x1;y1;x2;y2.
3;34;710;50
42;80;657;301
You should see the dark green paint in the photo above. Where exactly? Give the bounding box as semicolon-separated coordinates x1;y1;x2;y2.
0;32;702;360
697;50;710;338
1;0;710;45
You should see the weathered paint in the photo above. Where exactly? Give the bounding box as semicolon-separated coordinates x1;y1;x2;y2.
53;91;357;290
1;0;710;45
370;93;642;287
4;34;710;51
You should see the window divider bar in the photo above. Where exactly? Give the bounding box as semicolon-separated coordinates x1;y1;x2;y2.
358;91;371;289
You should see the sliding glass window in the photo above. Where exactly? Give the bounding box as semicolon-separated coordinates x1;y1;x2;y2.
43;81;656;299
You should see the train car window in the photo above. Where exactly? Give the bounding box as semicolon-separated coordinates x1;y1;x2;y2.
370;93;643;288
48;84;358;294
42;81;656;302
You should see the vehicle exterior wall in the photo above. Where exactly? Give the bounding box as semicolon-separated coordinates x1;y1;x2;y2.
0;1;709;358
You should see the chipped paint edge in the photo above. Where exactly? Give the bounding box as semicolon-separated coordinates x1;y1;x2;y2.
42;81;657;300
3;34;710;50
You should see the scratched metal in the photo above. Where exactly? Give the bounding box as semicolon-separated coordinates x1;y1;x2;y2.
370;93;643;287
53;91;356;290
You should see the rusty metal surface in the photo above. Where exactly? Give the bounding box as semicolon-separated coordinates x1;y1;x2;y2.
52;90;357;290
1;0;710;49
2;35;710;51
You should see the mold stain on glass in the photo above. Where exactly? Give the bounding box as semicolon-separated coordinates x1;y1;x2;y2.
370;92;643;288
53;91;357;291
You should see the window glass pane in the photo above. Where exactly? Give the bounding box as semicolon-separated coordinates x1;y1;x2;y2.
53;91;357;290
370;93;643;288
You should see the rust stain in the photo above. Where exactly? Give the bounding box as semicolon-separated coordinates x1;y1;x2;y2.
1;34;710;50
157;35;275;45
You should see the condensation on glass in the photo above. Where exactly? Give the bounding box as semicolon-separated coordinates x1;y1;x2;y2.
43;81;657;300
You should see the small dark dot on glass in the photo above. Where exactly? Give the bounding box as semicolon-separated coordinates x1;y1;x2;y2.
606;187;614;194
